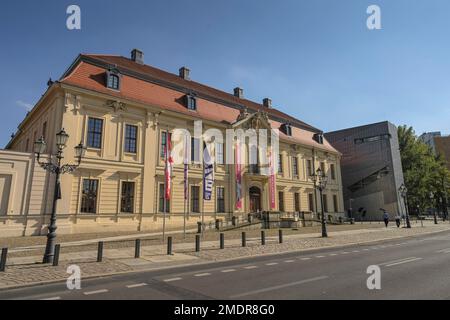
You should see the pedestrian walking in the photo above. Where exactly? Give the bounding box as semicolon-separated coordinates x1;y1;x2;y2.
395;214;401;228
382;210;390;228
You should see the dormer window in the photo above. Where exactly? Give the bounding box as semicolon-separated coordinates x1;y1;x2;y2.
280;123;293;136
185;94;197;111
314;133;324;144
106;70;121;90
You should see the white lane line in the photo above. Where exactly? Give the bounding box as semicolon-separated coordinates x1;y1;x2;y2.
363;249;370;251
437;248;450;253
266;262;279;266
230;276;329;298
41;297;61;300
284;260;295;263
301;257;311;261
341;252;350;254
379;257;421;267
83;289;108;296
352;250;360;253
126;283;148;289
194;273;211;277
386;258;422;267
244;266;258;270
221;269;237;273
315;256;325;258
164;277;182;282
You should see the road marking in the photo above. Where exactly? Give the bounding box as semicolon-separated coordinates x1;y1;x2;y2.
352;250;360;253
379;257;422;267
41;297;61;300
363;249;370;251
266;262;279;266
300;257;311;261
341;252;350;254
437;248;450;254
126;283;148;288
164;277;182;282
386;258;423;267
230;276;329;298
83;289;108;296
194;273;211;277
315;256;325;258
221;269;237;273
244;266;258;269
284;260;295;263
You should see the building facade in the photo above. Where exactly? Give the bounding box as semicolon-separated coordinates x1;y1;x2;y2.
325;122;405;220
1;49;344;236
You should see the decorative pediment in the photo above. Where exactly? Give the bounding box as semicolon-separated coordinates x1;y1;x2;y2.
233;110;272;131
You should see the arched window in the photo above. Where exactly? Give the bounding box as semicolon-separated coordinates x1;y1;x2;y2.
106;70;121;90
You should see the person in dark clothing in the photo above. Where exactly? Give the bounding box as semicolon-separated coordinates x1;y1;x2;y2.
395;214;401;228
382;211;390;228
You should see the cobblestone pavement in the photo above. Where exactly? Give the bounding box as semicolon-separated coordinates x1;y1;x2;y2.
1;221;449;290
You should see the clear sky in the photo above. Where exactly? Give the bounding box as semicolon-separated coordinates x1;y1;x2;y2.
0;0;449;147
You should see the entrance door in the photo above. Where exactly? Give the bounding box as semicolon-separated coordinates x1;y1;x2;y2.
0;175;11;215
249;186;262;213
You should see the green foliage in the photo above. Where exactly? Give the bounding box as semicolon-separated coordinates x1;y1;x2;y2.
398;125;450;212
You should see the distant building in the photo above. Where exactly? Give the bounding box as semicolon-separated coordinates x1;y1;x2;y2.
325;122;405;220
419;132;441;153
435;136;450;170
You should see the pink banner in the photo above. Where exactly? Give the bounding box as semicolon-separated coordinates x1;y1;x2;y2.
269;149;276;210
235;142;242;210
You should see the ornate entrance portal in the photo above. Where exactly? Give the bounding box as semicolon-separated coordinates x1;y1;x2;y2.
249;186;262;213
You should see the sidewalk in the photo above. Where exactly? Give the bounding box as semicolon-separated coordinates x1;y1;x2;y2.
1;221;449;290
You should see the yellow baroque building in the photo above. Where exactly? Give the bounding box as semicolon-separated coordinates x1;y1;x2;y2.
0;49;344;236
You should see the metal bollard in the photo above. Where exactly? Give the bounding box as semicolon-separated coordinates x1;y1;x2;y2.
279;229;283;244
53;244;61;267
261;231;266;245
197;222;202;234
195;235;201;252
0;248;8;272
220;233;225;249
242;232;246;247
135;239;141;259
97;241;104;262
167;237;173;255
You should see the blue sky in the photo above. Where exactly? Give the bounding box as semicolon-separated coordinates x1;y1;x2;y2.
0;0;449;147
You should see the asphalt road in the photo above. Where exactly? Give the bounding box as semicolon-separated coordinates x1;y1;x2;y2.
2;229;450;300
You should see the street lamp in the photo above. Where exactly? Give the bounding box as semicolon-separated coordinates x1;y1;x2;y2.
398;184;411;228
429;191;437;225
34;129;86;264
311;168;328;238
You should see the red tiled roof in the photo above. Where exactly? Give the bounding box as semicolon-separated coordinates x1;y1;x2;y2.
60;54;338;153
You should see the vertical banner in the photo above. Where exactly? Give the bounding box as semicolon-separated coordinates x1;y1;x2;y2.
183;134;189;201
235;141;242;209
203;144;214;201
269;148;276;210
165;132;173;201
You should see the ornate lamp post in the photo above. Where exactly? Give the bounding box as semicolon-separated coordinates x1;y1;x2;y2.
399;184;411;228
311;168;328;238
429;191;437;225
34;129;86;264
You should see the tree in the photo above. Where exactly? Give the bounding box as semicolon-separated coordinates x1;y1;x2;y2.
398;125;450;215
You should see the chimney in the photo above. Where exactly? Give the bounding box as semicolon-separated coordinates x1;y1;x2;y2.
131;49;144;64
263;98;272;109
233;87;244;99
179;67;190;80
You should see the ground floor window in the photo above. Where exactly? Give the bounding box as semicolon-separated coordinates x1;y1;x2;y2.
81;179;98;214
158;183;170;213
308;193;314;212
217;187;225;213
333;194;339;212
322;194;329;213
294;192;300;212
278;192;285;212
191;186;200;213
121;181;135;213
